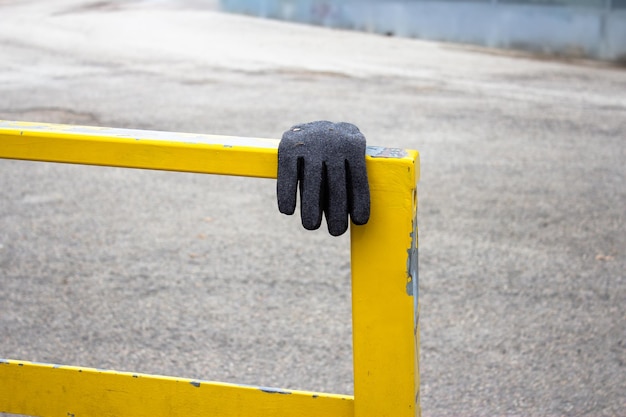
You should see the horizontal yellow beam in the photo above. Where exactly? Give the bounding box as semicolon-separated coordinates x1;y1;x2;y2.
0;359;353;417
0;120;419;183
0;120;280;178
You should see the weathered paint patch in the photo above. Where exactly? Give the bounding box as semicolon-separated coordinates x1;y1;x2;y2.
367;146;408;159
190;381;201;387
406;220;418;298
259;387;291;394
406;207;420;334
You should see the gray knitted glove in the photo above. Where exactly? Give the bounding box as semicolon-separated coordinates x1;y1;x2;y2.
277;121;370;236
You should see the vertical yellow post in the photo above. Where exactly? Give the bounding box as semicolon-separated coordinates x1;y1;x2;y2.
351;148;420;417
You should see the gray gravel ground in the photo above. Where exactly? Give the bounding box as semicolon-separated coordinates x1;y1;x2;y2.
1;1;625;416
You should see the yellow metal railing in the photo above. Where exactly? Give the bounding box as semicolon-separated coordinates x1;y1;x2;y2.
0;120;420;417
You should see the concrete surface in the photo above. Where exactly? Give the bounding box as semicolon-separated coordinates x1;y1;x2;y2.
1;0;625;415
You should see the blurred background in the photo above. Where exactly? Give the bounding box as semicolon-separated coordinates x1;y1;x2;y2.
221;0;626;61
1;1;625;416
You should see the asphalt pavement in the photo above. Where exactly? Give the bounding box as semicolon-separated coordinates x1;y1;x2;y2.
1;0;625;416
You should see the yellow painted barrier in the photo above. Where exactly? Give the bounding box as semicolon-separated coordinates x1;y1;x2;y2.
0;120;420;417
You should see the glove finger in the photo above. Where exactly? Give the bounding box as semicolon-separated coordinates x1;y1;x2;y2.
324;161;349;236
346;158;370;225
299;158;323;230
277;150;300;215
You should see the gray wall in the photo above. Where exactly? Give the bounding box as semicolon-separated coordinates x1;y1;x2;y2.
220;0;626;61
